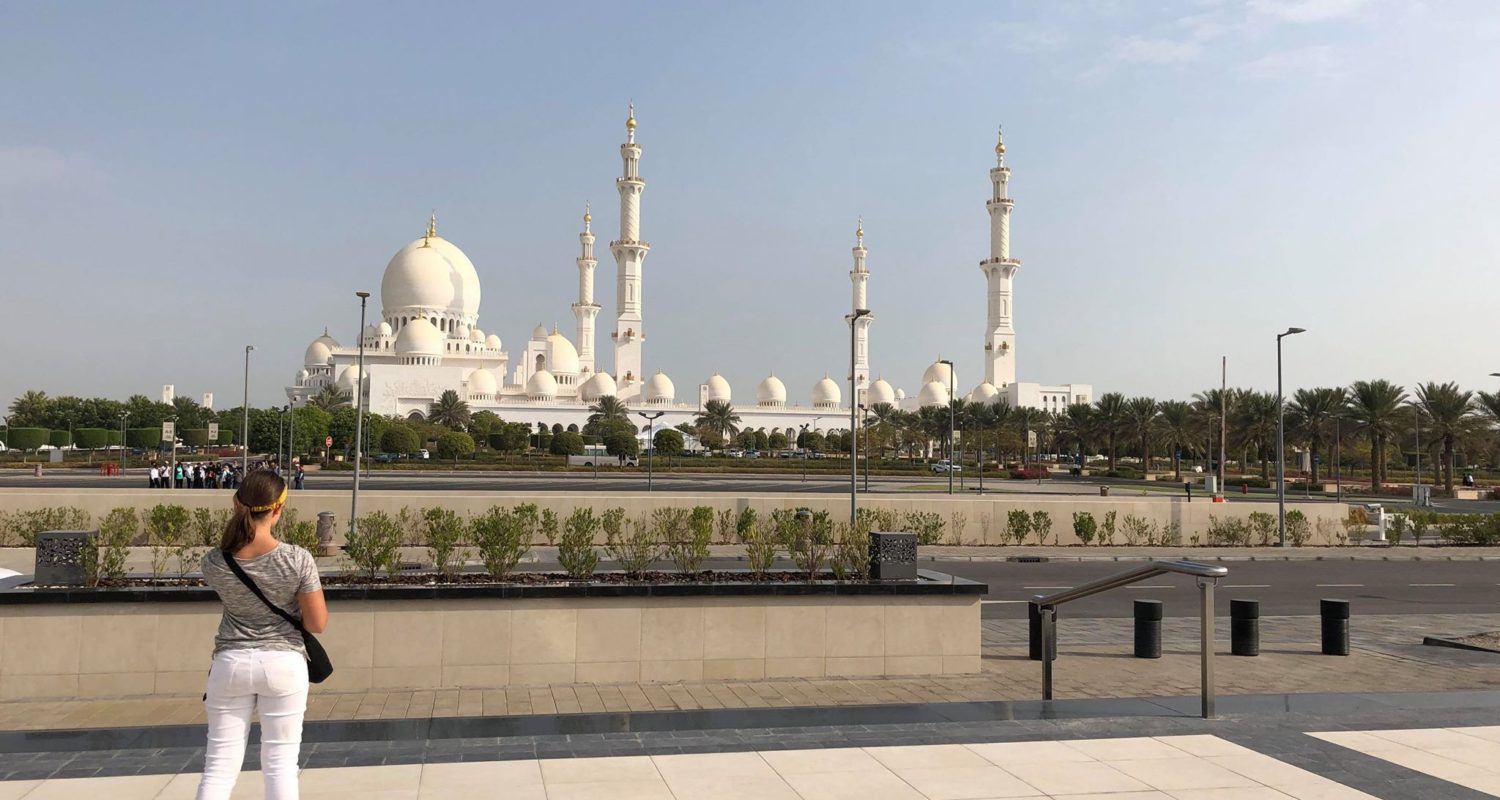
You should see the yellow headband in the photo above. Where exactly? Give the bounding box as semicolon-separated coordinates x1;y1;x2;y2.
247;486;288;513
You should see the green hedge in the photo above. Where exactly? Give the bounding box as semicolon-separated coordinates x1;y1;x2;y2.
182;429;210;447
5;428;48;450
216;428;234;445
73;428;112;449
47;430;72;448
126;428;160;448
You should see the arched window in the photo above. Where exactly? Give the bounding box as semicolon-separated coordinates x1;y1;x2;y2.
535;354;545;373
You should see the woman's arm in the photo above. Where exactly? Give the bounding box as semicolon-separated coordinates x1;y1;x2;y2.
298;590;328;634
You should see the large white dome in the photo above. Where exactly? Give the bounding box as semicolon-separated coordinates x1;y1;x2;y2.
546;331;580;375
304;340;333;366
377;321;393;337
867;377;896;407
969;382;1000;404
394;316;444;357
335;365;362;391
918;380;950;408
704;373;732;404
922;360;957;390
580;371;618;402
644;371;675;405
813;376;841;408
468;368;498;397
484;333;502;349
381;244;461;319
526;368;558;399
756;374;786;407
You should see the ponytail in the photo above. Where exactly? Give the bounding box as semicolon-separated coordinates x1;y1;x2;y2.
222;469;287;552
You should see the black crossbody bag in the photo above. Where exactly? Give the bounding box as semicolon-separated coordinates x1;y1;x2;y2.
223;550;333;683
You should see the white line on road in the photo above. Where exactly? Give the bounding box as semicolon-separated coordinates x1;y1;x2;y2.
1023;586;1073;590
1225;584;1271;588
1409;583;1456;587
1126;585;1173;589
1316;583;1364;587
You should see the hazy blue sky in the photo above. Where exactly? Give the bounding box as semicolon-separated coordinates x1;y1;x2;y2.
4;0;1498;411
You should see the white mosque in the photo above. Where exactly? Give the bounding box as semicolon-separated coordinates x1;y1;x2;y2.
286;109;1090;435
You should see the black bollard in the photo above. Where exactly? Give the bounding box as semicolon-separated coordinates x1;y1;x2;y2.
1231;599;1260;656
1134;600;1163;659
1028;603;1056;661
1320;599;1350;656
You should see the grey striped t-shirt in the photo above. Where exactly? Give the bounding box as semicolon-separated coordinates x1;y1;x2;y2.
201;544;322;657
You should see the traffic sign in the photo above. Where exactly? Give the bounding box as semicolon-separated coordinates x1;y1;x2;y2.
207;422;219;441
325;436;333;448
161;421;175;442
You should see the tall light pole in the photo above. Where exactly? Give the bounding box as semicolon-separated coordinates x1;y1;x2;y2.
1217;356;1226;500
1333;414;1342;504
637;411;665;490
352;292;370;538
118;411;129;474
1276;327;1306;546
847;309;871;529
241;345;253;473
858;404;871;493
939;359;955;495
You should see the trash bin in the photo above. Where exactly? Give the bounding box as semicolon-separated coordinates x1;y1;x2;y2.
316;511;337;556
1099;486;1110;497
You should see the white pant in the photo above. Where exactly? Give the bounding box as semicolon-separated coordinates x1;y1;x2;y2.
196;648;309;800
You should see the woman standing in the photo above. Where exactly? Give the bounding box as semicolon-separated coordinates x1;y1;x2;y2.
196;470;327;799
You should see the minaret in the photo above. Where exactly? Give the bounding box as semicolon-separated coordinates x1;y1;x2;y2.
850;218;873;393
980;126;1018;387
610;102;650;393
571;203;601;374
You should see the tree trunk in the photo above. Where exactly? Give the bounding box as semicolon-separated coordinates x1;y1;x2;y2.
1370;432;1381;489
1142;436;1151;474
1173;445;1182;481
1310;434;1322;484
1443;435;1454;493
1108;434;1117;470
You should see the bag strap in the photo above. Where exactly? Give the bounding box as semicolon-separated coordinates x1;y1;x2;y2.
222;550;307;634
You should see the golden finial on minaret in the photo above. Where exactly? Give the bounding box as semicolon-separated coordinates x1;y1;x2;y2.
422;210;436;246
552;322;560;335
856;216;864;242
626;101;636;131
994;125;1005;155
584;201;591;225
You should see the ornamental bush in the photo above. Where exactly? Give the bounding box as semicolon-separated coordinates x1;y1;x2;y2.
603;511;660;579
73;428;111;449
48;430;71;448
422;507;467;579
1072;511;1097;546
147;504;191;580
347;511;404;580
380;425;421;455
182;429;210;448
435;430;475;461
549;431;585;456
468;506;529;579
6;427;48;450
558;507;599;579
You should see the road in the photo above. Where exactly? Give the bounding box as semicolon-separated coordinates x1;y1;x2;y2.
935;559;1500;619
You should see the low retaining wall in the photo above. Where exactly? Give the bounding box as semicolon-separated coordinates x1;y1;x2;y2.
0;488;1349;545
0;577;982;701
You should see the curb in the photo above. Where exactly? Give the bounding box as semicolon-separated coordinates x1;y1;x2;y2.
1422;636;1500;654
919;554;1500;563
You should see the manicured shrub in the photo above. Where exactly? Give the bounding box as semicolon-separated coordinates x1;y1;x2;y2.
47;430;71;448
147;504;191;580
435;431;475;460
513;503;540;544
274;507;320;554
126;428;159;448
830;520;870;580
715;507;737;545
603;511;660;579
558;508;599;579
1005;509;1031;546
540;508;559;546
662;507;709;575
1247;511;1277;546
89;508;139;586
1030;510;1053;546
902;510;945;546
7;428;48;450
1072;511;1097;546
380;425;421;455
422;507;466;579
777;509;834;580
347;511;404;580
3;506;91;547
745;518;780;578
549;431;585;456
1285;510;1311;547
469;507;529;580
182;429;210;447
1100;510;1118;546
73;428;111;450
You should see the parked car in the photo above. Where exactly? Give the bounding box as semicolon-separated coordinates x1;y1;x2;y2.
374;453;402;463
417;449;430;460
930;460;963;473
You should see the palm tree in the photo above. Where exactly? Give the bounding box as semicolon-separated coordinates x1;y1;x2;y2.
7;390;50;427
868;402;901;458
587;396;630;430
1092;393;1128;470
1347;379;1407;490
694;400;742;445
1233;391;1279;480
1478;390;1500;426
916;405;950;459
1414;382;1474;494
1124;397;1159;473
427;389;472;431
1287;387;1346;484
1011;406;1042;466
1157;400;1193;480
310;385;351;412
1054;403;1095;465
1192;388;1236;474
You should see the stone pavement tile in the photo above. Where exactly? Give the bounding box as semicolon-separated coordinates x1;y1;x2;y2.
156;772;267;798
418;759;542;794
528;687;557;714
1204;753;1377;798
543;779;674;800
1155;735;1258;758
889;764;1040;799
652;751;778;780
1001;760;1153;795
759;746;884;775
1160;790;1297;800
779;769;926;800
1108;757;1262;792
540;755;661;784
866;744;994;770
662;772;802;799
0;781;41;800
1063;736;1193;761
14;773;174;800
965;741;1098;766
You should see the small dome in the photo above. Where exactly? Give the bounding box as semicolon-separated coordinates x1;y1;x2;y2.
526;368;558;398
546;331;581;374
704;373;732;404
296;368;310;383
304;340;333;366
456;324;470;341
867;377;896;407
469;328;485;343
756;374;786;406
922;360;957;390
969;382;1000;404
813;375;841;408
644;371;675;405
335;366;362;390
377;321;393;337
485;333;502;349
918;380;950;408
468;368;497;397
896;388;907;401
531;324;548;341
394;317;444;357
580;371;618;402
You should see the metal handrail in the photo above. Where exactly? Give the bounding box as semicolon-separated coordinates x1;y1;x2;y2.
1029;559;1227;718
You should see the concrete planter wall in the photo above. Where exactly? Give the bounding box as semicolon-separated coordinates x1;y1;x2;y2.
0;576;983;701
0;488;1350;546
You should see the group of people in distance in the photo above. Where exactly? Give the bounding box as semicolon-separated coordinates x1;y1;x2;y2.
146;460;306;490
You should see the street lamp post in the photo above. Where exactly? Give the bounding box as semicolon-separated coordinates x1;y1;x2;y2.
1333;415;1342;504
118;412;129;474
858;404;871;493
798;423;810;482
1276;327;1306;546
167;415;179;491
939;359;955;495
352;291;370;538
637;411;665;491
847;309;871;530
241;345;253;473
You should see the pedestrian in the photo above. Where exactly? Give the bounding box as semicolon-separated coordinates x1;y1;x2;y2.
175;463;186;489
149;464;159;489
196;470;327;800
294;464;305;490
1185;481;1193;502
